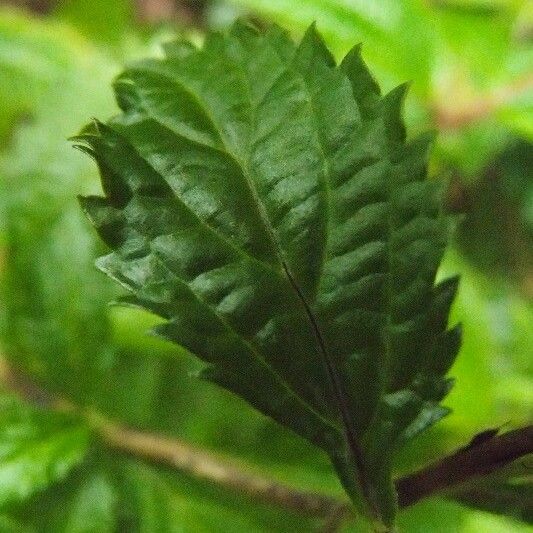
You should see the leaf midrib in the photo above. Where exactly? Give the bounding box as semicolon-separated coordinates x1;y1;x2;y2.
222;33;372;506
197;36;373;504
284;47;376;510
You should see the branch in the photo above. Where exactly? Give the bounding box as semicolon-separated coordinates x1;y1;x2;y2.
396;425;533;507
0;357;349;520
1;359;532;526
93;414;347;518
136;0;177;23
95;418;532;514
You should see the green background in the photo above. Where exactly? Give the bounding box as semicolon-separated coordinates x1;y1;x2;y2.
0;1;530;531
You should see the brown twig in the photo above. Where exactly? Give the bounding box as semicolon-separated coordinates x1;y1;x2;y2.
396;425;533;507
1;1;56;14
136;0;177;24
1;359;532;527
135;0;208;25
91;418;532;533
94;414;346;518
97;420;533;513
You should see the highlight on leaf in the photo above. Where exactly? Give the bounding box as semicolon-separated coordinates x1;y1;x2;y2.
76;21;460;530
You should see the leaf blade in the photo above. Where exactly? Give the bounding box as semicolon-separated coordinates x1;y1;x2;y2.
80;23;460;528
0;393;90;507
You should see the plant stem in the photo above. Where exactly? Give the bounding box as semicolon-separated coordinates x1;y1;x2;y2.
1;359;532;528
91;410;346;517
94;417;532;518
396;425;533;507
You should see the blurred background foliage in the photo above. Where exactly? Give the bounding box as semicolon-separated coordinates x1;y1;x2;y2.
0;0;530;531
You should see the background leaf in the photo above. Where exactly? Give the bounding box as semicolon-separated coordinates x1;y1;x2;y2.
228;0;533;174
0;392;90;508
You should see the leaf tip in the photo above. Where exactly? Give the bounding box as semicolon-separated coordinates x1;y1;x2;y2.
298;21;336;67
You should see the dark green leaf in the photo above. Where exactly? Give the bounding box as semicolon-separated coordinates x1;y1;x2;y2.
455;476;533;525
79;22;460;528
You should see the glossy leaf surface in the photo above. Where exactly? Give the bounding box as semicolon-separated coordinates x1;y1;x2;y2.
79;22;460;527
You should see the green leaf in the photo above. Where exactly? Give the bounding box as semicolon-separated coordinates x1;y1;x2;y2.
79;22;459;528
5;459;119;533
0;9;181;422
0;9;75;141
454;467;533;524
0;514;34;533
54;0;134;46
119;461;271;533
0;392;90;508
396;495;533;533
0;8;118;143
10;445;326;533
60;471;117;533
